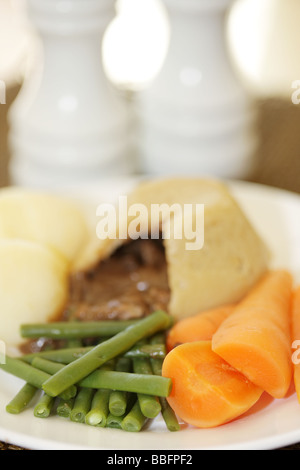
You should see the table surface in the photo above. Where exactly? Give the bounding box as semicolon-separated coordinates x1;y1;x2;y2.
1;87;300;450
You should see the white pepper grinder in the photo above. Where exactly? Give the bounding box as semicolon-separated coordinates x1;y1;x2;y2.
8;0;133;190
136;0;257;179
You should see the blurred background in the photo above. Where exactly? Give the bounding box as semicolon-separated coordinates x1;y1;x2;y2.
1;0;300;193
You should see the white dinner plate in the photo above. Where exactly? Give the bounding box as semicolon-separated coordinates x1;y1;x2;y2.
1;179;300;450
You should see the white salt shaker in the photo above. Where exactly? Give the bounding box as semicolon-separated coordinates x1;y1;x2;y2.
8;0;133;190
136;0;257;179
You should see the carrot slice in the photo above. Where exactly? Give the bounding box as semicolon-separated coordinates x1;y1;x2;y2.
212;270;293;399
292;286;300;403
162;341;263;428
166;304;235;352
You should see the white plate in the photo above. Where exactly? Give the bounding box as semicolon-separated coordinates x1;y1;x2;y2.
1;180;300;450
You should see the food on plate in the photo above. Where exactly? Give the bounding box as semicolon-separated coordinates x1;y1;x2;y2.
0;239;69;346
1;312;178;432
0;187;89;266
166;304;235;352
292;286;300;403
73;178;270;322
0;178;297;436
212;270;293;399
162;341;263;428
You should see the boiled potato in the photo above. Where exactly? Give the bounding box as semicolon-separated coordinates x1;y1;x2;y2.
0;187;89;266
0;239;69;346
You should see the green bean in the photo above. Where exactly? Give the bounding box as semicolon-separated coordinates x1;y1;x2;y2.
6;383;38;415
85;389;110;427
42;311;171;398
109;357;132;417
85;361;114;427
34;392;55;418
133;357;161;419
22;347;93;365
80;370;172;397
121;400;147;433
31;357;77;399
22;343;166;365
56;398;74;419
0;356;51;389
20;320;139;340
159;398;181;432
106;413;123;429
66;338;83;349
149;334;180;432
124;344;166;359
70;388;94;424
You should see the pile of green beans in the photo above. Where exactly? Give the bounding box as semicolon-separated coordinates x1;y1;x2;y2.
0;311;180;433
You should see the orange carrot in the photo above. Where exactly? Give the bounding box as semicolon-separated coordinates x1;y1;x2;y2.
291;286;300;403
212;270;293;399
166;304;235;352
162;341;263;428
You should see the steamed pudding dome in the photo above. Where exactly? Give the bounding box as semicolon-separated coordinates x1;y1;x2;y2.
74;178;270;321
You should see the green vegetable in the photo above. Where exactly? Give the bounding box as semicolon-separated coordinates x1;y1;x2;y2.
56;398;74;419
109;357;132;417
149;334;180;432
133;356;161;419
34;392;55;418
106;413;123;429
124;343;166;359
0;356;74;401
6;383;38;415
80;370;172;397
85;389;110;427
70;388;94;423
121;400;147;433
31;357;77;399
42;311;171;398
20;320;139;340
22;347;93;365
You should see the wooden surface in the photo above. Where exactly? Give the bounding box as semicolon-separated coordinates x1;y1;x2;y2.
1;88;300;450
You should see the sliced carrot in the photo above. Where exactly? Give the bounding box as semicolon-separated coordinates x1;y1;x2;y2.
162;341;263;428
212;270;293;399
291;286;300;403
166;304;235;352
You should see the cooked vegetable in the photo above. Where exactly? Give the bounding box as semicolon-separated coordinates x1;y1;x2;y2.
0;356;76;400
162;341;263;428
70;387;94;423
34;392;55;418
85;389;110;427
124;344;166;359
166;304;235;351
149;334;180;432
6;383;38;415
20;320;139;340
80;370;172;397
121;400;147;433
22;343;166;365
22;347;93;365
56;398;74;419
42;311;171;398
133;356;161;419
106;413;123;429
109;357;132;417
212;270;293;399
292;286;300;403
